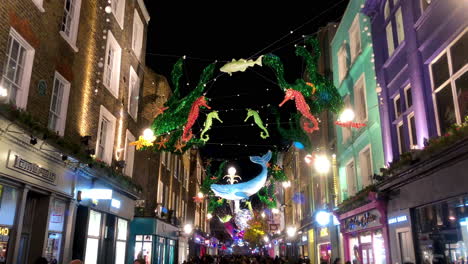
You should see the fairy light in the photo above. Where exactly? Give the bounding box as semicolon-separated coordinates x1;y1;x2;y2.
115;107;124;160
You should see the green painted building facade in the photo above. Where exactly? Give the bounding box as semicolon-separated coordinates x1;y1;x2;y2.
331;0;384;201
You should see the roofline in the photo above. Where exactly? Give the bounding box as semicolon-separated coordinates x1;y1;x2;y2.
137;0;150;23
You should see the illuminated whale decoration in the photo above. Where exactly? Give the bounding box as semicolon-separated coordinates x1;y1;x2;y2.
210;151;272;201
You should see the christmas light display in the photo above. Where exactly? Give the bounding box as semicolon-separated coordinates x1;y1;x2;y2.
200;111;223;142
244;109;269;139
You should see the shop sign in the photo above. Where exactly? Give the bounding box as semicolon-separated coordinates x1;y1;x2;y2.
342;211;379;232
320;227;329;237
11;155;56;183
0;227;9;242
388;215;407;225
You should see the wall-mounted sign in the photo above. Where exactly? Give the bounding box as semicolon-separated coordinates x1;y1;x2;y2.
11;154;56;183
342;210;380;233
388;215;407;225
0;226;9;242
37;80;47;96
320;227;329;237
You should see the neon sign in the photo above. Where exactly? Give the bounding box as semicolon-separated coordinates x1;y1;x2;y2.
388;215;407;224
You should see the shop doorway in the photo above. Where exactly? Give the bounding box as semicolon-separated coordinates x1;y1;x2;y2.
17;191;49;264
361;244;374;264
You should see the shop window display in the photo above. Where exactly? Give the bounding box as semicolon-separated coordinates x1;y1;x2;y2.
134;235;152;264
415;195;468;264
0;184;18;264
348;229;387;264
45;199;66;263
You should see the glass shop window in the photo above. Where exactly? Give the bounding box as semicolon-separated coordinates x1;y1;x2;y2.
85;210;102;264
0;185;18;264
45;199;66;263
134;235;152;264
414;195;468;264
115;218;128;264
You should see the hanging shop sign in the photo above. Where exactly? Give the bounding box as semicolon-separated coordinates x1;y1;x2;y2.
388;215;407;225
0;226;9;241
342;210;380;233
9;154;56;183
320;227;329;237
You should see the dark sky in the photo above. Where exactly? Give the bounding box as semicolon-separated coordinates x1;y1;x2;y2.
143;0;349;164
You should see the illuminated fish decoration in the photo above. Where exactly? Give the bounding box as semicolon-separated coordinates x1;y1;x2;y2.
210;151;272;200
220;56;263;76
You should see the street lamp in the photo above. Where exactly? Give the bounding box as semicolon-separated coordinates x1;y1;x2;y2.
282;181;291;188
286;226;296;237
142;128;156;142
207;213;213;219
263;236;269;243
228;167;236;175
314;155;331;174
183;224;193;235
338;108;355;122
197;192;204;199
261;212;266;218
271;208;279;214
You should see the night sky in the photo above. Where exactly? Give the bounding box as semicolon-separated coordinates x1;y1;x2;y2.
143;0;349;176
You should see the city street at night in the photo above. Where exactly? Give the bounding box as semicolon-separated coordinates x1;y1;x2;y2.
0;0;467;264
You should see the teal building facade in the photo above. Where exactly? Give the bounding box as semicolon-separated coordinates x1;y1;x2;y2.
331;0;384;202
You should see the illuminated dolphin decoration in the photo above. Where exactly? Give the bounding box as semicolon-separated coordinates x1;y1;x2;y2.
210;151;272;200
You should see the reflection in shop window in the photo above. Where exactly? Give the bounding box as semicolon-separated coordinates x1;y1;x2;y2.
415;195;468;264
134;235;152;264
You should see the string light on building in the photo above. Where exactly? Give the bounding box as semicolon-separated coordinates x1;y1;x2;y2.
314;155;331;174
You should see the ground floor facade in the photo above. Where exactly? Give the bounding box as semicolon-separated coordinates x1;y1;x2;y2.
0;117;137;264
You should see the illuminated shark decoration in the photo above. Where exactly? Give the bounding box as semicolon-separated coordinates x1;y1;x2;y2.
210;151;272;201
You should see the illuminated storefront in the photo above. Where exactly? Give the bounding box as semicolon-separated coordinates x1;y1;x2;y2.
0;184;17;264
338;194;390;264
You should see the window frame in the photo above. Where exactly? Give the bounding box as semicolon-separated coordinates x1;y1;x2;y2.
359;145;374;188
96;105;117;165
342;95;352;143
430;29;468;136
132;10;144;61
111;0;126;29
48;71;71;136
345;159;356;197
407;112;418;149
393;93;402;119
127;66;139;120
338;44;348;83
124;130;136;177
396;121;405;154
383;0;405;58
353;74;368;123
349;15;362;64
1;28;35;109
404;84;412;109
31;0;45;12
103;31;122;98
59;0;82;52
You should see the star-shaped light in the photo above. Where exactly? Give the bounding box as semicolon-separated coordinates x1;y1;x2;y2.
193;196;204;203
211;176;217;180
217;198;224;204
174;139;186;153
273;165;282;172
130;136;154;150
155;137;169;150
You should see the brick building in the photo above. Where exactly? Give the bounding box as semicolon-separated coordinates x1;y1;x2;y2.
0;0;150;263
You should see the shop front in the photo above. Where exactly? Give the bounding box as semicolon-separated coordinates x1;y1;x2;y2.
128;217;179;264
72;170;137;264
338;195;389;264
0;119;76;264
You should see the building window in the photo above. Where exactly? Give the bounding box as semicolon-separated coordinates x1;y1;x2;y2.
128;67;139;120
349;15;361;63
1;29;35;109
111;0;125;29
404;85;412;109
134;235;152;262
408;112;418;149
338;44;348;83
394;94;402;119
60;0;82;50
420;0;432;12
354;75;367;123
124;130;135;177
359;146;373;188
346;160;356;197
48;72;70;136
132;10;144;61
431;30;468;135
96;106;117;165
384;0;404;58
103;31;122;98
31;0;45;12
396;121;405;154
342;96;352;142
115;218;128;264
45;199;66;263
85;210;102;264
